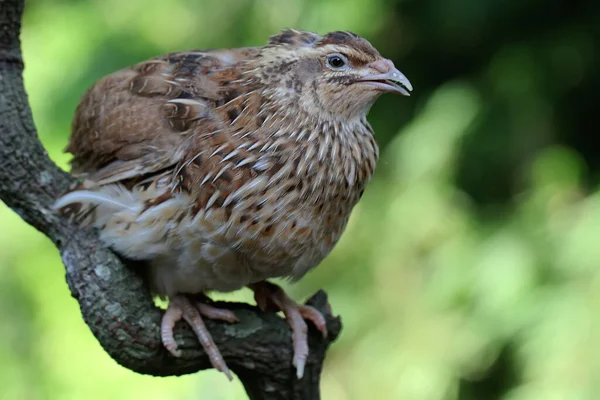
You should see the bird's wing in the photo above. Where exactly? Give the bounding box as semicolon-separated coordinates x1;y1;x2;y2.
66;48;259;186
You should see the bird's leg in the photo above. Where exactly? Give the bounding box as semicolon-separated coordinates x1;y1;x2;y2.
248;281;328;379
160;294;239;380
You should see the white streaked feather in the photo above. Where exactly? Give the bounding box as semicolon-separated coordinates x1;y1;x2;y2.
53;185;138;213
260;141;272;152
210;143;229;158
235;155;256;168
201;171;214;185
167;98;204;106
205;190;221;209
253;158;272;171
213;164;231;182
247;141;262;151
221;149;240;163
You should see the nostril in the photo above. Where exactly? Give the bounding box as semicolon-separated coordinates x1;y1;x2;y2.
367;58;395;74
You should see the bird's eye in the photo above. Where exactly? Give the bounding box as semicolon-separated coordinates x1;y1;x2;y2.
325;54;348;70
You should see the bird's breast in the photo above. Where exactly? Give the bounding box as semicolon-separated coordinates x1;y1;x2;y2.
148;117;378;292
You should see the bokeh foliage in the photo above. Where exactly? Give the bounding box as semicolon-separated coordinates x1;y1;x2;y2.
1;0;599;399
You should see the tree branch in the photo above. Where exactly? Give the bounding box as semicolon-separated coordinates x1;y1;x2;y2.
0;1;341;398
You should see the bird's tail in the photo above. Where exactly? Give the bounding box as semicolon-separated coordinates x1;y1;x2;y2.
53;182;142;228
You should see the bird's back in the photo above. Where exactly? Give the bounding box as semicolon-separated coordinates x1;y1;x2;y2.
67;48;259;183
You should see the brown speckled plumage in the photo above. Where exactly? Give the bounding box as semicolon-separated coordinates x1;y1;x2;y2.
55;29;412;379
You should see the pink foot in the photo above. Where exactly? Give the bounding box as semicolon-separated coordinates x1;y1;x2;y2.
249;282;328;379
160;295;239;380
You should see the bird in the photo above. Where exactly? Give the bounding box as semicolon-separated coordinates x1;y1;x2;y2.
54;28;412;380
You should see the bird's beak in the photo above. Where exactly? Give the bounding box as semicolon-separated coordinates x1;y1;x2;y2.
357;58;413;96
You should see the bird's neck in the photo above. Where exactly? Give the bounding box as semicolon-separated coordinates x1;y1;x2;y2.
226;76;379;200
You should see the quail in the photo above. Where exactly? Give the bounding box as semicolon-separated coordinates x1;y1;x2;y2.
54;29;412;379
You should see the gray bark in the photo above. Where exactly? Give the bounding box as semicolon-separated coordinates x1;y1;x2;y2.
0;1;341;398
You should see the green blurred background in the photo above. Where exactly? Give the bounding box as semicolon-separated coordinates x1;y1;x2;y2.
1;0;599;399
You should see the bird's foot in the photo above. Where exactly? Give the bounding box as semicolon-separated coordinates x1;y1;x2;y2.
160;294;239;380
249;281;328;379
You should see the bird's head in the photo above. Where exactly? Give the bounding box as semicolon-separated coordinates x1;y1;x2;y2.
253;29;412;121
